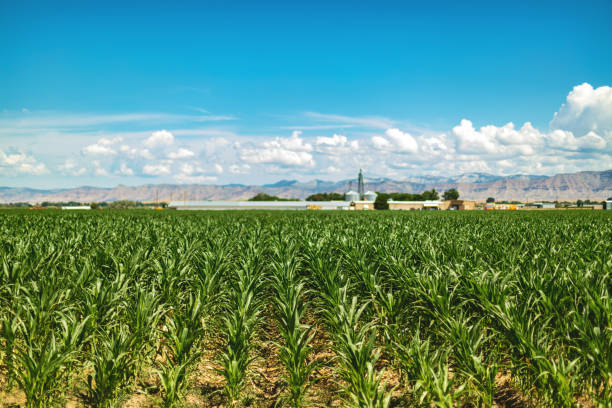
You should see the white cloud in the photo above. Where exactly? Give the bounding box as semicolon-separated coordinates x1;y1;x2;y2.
316;134;347;146
229;164;250;174
265;131;313;152
94;167;109;176
119;163;134;176
240;131;315;167
174;174;217;184
82;136;124;156
98;136;123;146
386;128;418;153
241;148;314;167
58;159;86;176
144;130;174;148
0;150;49;175
83;143;117;156
372;128;418;153
547;129;606;151
315;134;359;153
173;162;217;183
178;163;206;175
139;149;154;160
453;120;500;154
550;83;612;137
2;82;611;183
58;158;77;171
143;163;171;176
167;148;195;159
418;133;451;156
0;112;234;130
372;135;392;150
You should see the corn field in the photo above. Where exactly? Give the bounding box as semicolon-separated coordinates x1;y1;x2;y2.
0;209;610;407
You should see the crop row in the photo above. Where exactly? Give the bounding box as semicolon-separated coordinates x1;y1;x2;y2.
0;210;610;407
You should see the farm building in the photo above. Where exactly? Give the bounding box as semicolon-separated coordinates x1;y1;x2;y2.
61;205;91;210
351;200;375;210
388;200;444;210
484;203;518;210
444;200;476;210
532;202;556;209
169;200;364;210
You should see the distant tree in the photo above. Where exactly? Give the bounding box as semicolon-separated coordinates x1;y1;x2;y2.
306;192;345;201
90;202;99;210
486;197;495;203
442;189;459;200
421;189;439;201
248;193;299;201
576;199;584;207
374;193;390;210
109;200;141;209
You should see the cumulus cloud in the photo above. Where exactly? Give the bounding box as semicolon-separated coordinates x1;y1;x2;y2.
0;150;49;175
143;163;172;175
242;148;314;167
229;164;250;174
316;134;347;146
385;128;419;153
82;136;123;156
119;163;134;176
268;131;313;152
83;143;117;156
173;162;217;183
547;129;606;151
6;82;611;183
372;135;393;150
58;159;86;176
240;131;315;167
550;83;612;137
315;134;359;154
372;128;418;153
144;130;174;148
167;148;195;159
453;120;502;154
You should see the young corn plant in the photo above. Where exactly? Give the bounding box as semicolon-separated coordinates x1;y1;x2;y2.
219;255;264;406
128;285;164;376
442;313;498;407
321;287;392;408
86;326;140;408
158;293;204;408
13;312;89;408
0;313;19;389
395;330;465;407
270;239;319;407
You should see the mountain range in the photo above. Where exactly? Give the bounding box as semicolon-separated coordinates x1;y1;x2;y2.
1;170;611;203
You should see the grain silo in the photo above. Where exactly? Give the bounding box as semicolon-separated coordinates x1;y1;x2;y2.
364;191;377;202
345;190;360;202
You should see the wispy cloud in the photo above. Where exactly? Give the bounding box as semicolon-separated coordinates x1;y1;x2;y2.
0;111;235;130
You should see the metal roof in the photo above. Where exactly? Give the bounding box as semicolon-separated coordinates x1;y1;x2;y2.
168;200;352;209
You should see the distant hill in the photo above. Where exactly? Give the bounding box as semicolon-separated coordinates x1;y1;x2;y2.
1;170;611;203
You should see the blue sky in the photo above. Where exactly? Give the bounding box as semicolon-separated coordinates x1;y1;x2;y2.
1;0;611;188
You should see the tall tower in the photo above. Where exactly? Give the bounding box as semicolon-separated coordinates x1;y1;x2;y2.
357;169;365;199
